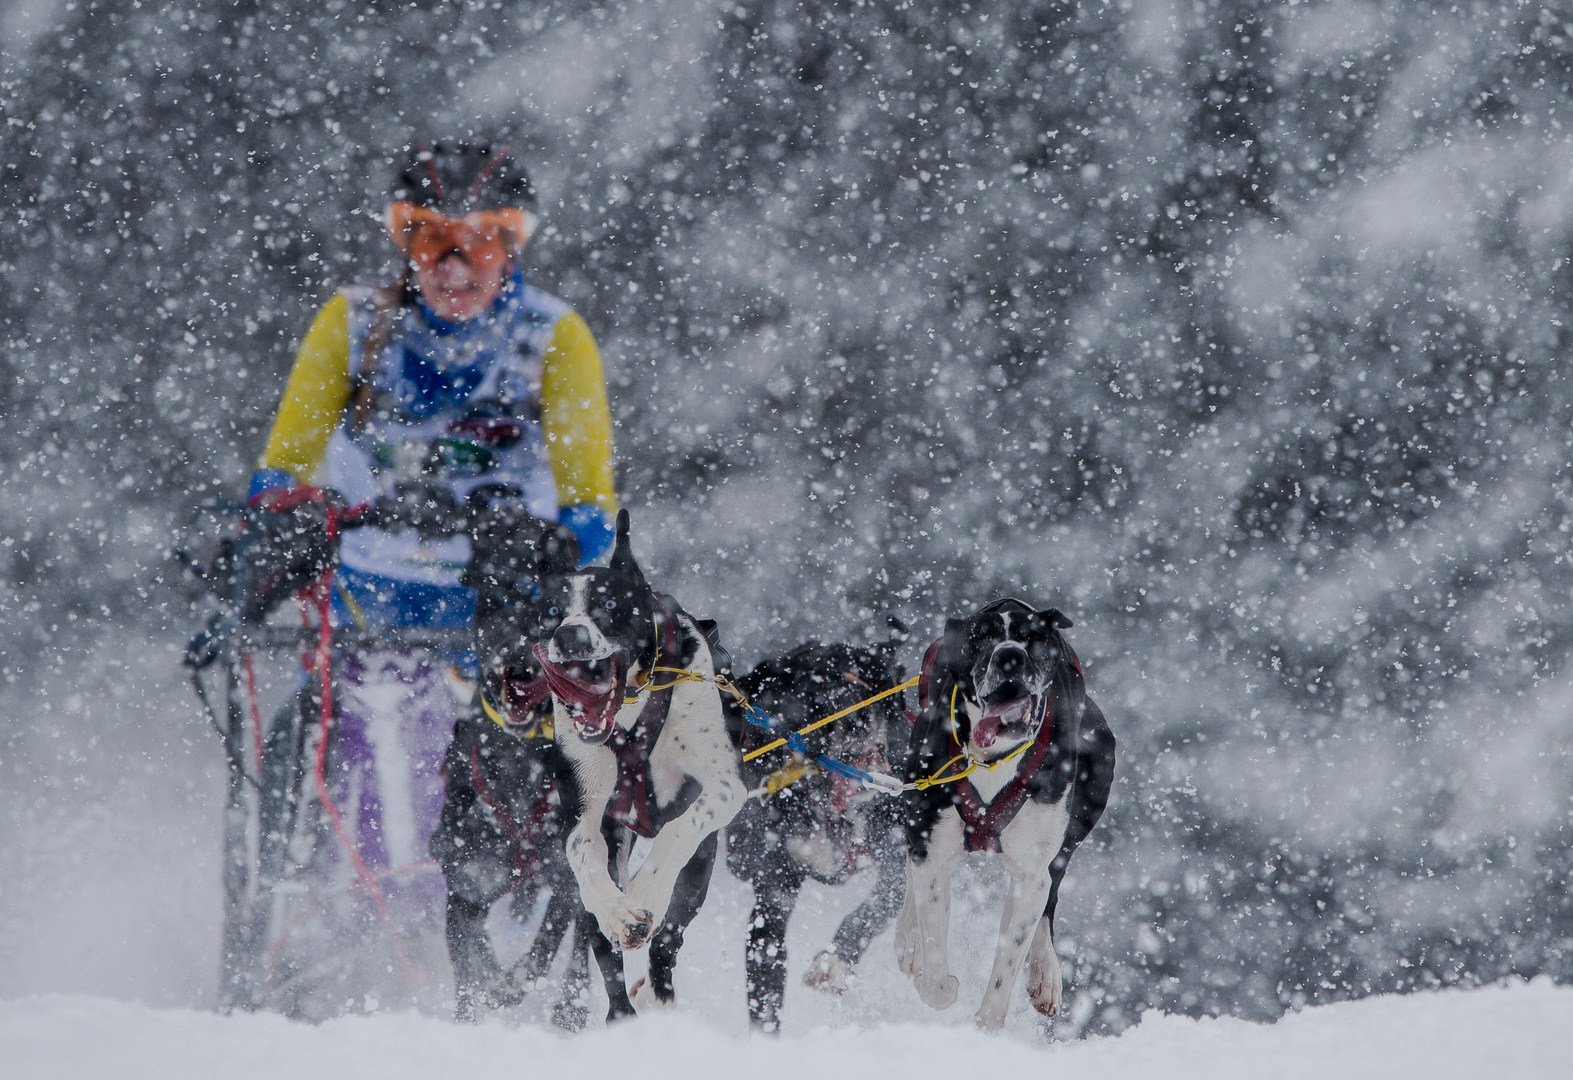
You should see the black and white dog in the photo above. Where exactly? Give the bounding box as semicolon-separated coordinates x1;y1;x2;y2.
534;510;745;1020
430;505;591;1025
725;639;910;1031
896;599;1115;1030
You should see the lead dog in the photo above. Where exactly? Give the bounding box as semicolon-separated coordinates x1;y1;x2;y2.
725;639;910;1031
896;599;1115;1030
535;510;744;1020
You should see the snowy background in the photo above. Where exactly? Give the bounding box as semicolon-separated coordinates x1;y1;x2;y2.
2;0;1572;1039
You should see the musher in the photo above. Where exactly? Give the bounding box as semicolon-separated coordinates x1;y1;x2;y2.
248;142;617;953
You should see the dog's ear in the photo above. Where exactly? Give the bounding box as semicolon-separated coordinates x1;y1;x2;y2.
937;614;972;680
1029;607;1072;632
694;616;731;677
930;616;972;735
536;522;581;576
608;508;647;587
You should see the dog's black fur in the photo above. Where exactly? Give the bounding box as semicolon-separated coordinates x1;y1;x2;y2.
898;598;1115;1027
429;503;591;1025
539;511;744;1023
430;713;592;1025
725;639;910;1031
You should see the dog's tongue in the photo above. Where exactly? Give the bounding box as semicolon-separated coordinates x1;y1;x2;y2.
972;715;1003;749
974;697;1031;749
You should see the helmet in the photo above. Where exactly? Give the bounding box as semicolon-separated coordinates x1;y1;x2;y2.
392;141;537;214
388;142;538;258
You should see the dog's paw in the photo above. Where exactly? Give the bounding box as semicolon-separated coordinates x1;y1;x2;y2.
551;998;589;1033
1026;922;1063;1017
914;972;959;1010
592;902;655;952
629;976;672;1014
487;974;527;1009
801;951;851;996
973;1006;1010;1033
1027;958;1063;1017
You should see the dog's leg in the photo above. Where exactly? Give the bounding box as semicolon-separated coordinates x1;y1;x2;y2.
567;813;654;948
560;747;654;949
508;881;575;988
908;808;964;1009
432;717;521;1020
624;782;744;934
818;820;907;986
624;680;745;929
894;857;920;977
1027;699;1115;1019
747;860;803;1030
551;913;592;1032
446;892;518;1021
1028;697;1116;1019
975;797;1071;1031
635;831;718;1012
584;907;637;1023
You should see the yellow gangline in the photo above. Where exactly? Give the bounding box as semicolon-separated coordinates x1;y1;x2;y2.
742;675;920;763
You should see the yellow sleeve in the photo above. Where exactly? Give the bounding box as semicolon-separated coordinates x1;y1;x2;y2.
257;293;353;481
539;310;618;512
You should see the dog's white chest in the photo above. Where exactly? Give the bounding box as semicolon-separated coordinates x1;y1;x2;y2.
965;756;1021;804
997;791;1072;872
647;642;726;807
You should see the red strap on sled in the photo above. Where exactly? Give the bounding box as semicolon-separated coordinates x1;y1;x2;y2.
303;566;416;985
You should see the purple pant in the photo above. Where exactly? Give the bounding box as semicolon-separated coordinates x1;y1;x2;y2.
317;649;459;932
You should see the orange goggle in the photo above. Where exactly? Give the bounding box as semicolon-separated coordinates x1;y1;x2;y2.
386;201;539;271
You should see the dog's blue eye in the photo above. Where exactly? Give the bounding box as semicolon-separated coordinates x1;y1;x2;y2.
547;607;559;617
604;600;617;611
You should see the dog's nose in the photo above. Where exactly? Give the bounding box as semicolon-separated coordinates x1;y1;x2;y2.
992;644;1028;679
553;622;594;659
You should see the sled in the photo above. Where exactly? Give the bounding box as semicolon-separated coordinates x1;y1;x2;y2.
180;499;474;1013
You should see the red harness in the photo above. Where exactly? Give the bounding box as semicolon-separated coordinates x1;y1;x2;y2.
915;637;1056;854
947;703;1054;853
604;595;683;839
468;746;558;881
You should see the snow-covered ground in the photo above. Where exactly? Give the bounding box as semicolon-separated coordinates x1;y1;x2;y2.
5;980;1569;1080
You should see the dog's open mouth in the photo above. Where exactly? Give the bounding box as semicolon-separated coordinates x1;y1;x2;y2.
972;684;1036;749
532;643;627;744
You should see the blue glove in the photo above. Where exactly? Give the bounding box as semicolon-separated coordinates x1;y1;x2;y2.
247;468;297;505
559;504;615;566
